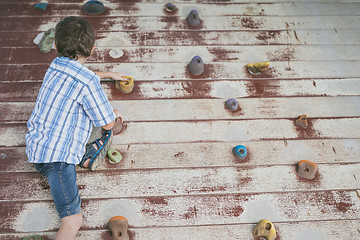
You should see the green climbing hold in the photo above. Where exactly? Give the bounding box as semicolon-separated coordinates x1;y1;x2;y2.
39;28;55;54
107;149;123;163
22;235;43;240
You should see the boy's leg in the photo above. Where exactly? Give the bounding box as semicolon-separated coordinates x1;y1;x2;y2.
34;162;82;239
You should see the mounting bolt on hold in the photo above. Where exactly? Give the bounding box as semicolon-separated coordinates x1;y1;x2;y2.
82;0;105;15
253;219;276;240
115;76;134;94
187;10;200;26
188;56;204;75
246;61;270;75
164;3;177;13
295;115;308;128
225;98;239;112
232;145;247;160
297;160;318;180
108;216;129;240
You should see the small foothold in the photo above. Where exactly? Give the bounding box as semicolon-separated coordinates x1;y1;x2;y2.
113;117;124;135
0;153;6;158
295;115;308;128
82;0;105;15
232;145;247;160
34;3;48;11
187;10;200;26
253;219;276;240
297;160;318;180
225;98;239;112
108;216;129;240
22;235;43;240
188;56;204;75
107;149;123;163
38;28;55;54
164;3;177;12
246;61;270;75
115;76;134;94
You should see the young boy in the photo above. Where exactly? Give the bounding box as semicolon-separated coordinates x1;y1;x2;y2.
25;16;125;239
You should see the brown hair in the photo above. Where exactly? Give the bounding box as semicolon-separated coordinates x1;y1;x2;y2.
55;16;95;60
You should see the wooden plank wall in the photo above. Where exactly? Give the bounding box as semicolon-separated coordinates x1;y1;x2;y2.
0;0;360;239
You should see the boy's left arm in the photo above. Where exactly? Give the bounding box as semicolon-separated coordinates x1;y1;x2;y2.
94;71;128;81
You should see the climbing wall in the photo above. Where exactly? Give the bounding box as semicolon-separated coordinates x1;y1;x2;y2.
1;0;360;239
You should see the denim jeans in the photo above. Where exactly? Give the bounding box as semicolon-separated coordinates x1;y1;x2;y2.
34;162;81;218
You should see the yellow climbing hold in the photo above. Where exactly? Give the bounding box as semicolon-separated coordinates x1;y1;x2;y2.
246;61;270;75
115;76;134;94
253;219;276;240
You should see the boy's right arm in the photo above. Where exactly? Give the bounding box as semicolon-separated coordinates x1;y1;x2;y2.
102;109;122;130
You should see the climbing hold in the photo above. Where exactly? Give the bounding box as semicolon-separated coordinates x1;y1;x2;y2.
108;216;129;240
113;117;124;135
164;3;177;13
295;115;308;128
253;219;276;240
232;145;247;160
225;98;239;112
115;76;134;94
82;0;105;15
34;3;48;11
22;235;43;240
187;10;200;26
297;160;318;180
38;28;55;54
107;149;123;163
246;61;270;75
188;56;204;75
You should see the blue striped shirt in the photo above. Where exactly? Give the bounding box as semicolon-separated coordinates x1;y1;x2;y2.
26;57;116;164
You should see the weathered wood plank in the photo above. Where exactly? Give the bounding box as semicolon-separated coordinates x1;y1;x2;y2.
1;16;360;32
2;45;360;65
2;96;360;122
1;30;359;47
2;219;359;240
1;190;359;232
2;61;360;82
1;79;359;102
1;3;360;17
2;138;359;173
2;117;360;147
2;163;359;201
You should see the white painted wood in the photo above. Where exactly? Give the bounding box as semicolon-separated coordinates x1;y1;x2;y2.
4;163;358;201
15;15;360;32
2;138;359;173
5;191;360;232
90;45;360;62
95;30;360;47
2;219;360;240
3;118;360;146
2;96;360;122
7;3;360;18
84;61;360;80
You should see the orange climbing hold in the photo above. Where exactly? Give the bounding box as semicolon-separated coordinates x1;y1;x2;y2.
297;160;318;180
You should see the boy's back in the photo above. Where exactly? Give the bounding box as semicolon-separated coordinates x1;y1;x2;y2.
26;56;115;165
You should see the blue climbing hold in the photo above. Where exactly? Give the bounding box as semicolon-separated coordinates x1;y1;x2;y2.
82;1;105;15
34;3;48;11
187;10;200;26
188;56;204;75
164;3;177;12
232;145;247;160
225;98;239;111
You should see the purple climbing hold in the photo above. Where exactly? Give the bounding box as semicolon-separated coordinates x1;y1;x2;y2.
188;56;204;75
225;98;239;112
187;10;200;26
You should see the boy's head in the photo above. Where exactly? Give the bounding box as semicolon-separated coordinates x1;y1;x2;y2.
55;16;95;60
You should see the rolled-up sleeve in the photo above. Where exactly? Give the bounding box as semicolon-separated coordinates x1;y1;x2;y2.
82;75;116;127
